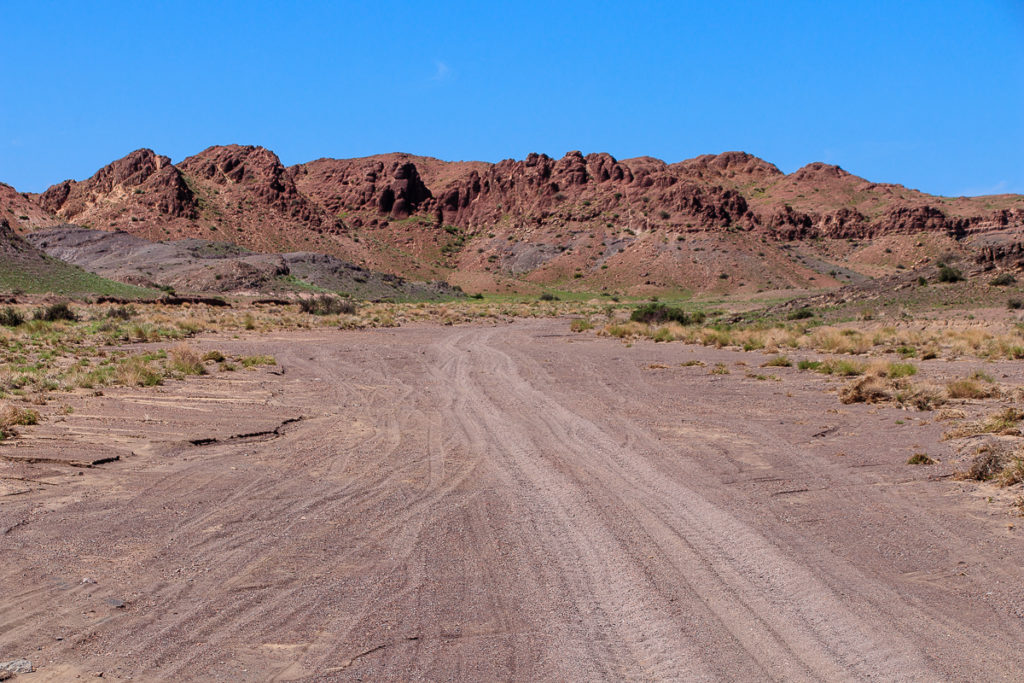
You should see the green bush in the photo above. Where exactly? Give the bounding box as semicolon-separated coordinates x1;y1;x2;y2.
630;303;705;325
0;306;24;327
106;304;137;321
887;362;918;379
990;273;1016;286
937;265;964;283
787;308;814;320
299;295;356;315
34;302;77;322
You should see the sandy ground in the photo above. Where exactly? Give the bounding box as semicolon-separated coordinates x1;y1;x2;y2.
1;319;1023;681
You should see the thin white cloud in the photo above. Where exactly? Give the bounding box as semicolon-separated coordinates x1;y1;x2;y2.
431;61;452;82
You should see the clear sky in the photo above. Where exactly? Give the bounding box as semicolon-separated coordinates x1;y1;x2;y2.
1;1;1021;196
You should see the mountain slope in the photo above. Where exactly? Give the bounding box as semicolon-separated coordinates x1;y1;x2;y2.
0;219;155;296
13;146;1024;294
26;226;458;300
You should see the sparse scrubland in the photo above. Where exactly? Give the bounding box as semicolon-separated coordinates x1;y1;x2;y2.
0;296;619;408
563;286;1024;512
1;282;1022;530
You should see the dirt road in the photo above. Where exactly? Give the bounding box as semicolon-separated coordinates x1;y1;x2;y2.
2;320;1023;680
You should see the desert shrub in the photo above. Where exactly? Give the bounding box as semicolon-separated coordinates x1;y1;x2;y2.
115;357;163;387
960;444;1010;481
243;313;256;330
797;359;822;371
810;328;870;355
937;265;964;283
538;292;559;302
761;355;792;367
946;378;998;399
710;362;730;375
996;455;1024;486
971;370;995;383
990;273;1016;286
34;302;77;322
907;453;935;465
787;308;814;320
106;304;136;321
0;306;24;327
991;272;1015;286
901;385;946;410
839;376;890;404
299;295;357;316
202;350;226;363
946;408;1023;439
631;303;704;325
1008;298;1023;311
886;362;918;379
570;318;594;332
168;344;206;376
680;359;705;367
0;403;40;440
896;345;917;358
983;408;1024;434
651;327;674;342
240;355;276;368
817;358;865;376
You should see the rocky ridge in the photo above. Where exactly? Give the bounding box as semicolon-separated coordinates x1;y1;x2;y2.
7;146;1023;293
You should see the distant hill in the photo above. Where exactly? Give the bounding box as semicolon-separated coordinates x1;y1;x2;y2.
4;146;1022;295
26;226;459;300
0;218;155;296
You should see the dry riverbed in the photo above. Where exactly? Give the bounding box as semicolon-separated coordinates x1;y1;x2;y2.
1;318;1023;680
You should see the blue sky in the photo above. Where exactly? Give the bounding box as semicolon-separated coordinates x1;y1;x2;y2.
1;1;1021;196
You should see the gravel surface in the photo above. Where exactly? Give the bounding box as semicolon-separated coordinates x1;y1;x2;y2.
1;319;1023;680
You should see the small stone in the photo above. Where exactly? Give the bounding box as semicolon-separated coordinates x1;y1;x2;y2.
105;598;126;609
81;577;97;585
0;658;33;674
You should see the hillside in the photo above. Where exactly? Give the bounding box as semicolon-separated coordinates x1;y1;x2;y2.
8;146;1024;295
0;218;155;296
26;226;459;300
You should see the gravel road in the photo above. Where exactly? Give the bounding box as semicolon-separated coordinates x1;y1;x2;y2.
2;320;1023;680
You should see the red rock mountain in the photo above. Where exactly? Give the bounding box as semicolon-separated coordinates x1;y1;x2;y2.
8;145;1023;293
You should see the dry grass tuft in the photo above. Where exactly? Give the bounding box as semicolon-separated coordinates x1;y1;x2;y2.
115;357;163;387
839;376;891;404
956;443;1024;485
168;344;206;376
0;402;40;440
946;378;999;400
944;408;1023;439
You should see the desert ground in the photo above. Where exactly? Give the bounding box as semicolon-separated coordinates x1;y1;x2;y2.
2;316;1024;681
